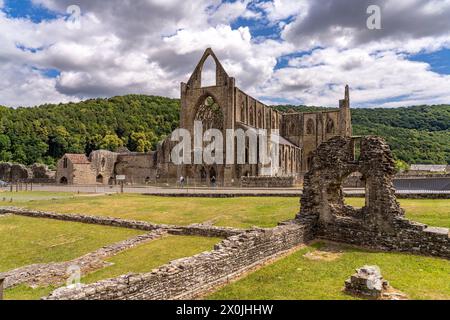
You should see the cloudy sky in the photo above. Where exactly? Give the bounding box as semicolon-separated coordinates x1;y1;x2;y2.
1;0;450;108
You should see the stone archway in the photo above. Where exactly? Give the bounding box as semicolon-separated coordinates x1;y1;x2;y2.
96;174;104;184
299;136;404;230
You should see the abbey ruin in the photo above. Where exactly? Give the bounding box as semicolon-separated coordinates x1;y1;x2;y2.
55;48;352;187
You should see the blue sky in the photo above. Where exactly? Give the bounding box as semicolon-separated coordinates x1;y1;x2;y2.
1;0;450;108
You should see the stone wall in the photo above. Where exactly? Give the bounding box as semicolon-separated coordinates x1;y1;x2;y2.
317;216;450;259
241;176;295;188
44;221;313;300
0;163;30;182
1;231;165;289
298;136;450;259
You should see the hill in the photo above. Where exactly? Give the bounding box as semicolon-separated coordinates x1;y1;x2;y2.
0;96;448;167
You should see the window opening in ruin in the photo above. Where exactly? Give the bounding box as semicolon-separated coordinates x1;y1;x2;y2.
326;118;335;134
201;55;216;87
195;96;223;130
63;158;68;168
306;119;315;135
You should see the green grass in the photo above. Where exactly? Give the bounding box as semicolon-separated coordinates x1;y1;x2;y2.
9;192;450;229
4;235;221;300
14;193;299;228
0;191;82;202
208;242;450;300
0;215;144;272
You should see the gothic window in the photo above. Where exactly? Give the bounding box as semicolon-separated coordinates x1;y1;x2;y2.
326;118;335;134
306;119;315;135
240;102;246;122
195;96;224;130
289;122;296;135
63;157;68;168
101;157;106;169
249;107;254;125
201;55;216;87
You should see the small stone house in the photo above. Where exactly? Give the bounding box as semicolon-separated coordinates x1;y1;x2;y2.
56;154;96;185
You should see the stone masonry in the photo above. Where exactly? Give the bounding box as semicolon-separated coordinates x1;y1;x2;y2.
297;136;450;259
44;221;313;300
0;231;165;289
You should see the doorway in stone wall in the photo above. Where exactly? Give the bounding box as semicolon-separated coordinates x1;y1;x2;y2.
96;174;103;184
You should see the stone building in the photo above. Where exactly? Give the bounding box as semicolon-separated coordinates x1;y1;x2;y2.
157;48;352;186
56;48;352;185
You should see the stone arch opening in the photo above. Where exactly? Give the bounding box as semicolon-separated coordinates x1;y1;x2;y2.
96;174;103;184
60;176;68;184
306;119;315;135
200;55;217;87
240;102;246;122
326;118;335;134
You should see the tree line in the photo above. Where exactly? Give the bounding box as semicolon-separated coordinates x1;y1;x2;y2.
0;95;448;168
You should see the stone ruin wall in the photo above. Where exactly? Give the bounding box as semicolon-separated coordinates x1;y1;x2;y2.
298;136;450;259
0;162;54;183
43;221;313;300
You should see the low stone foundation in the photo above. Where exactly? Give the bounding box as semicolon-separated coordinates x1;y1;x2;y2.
317;216;450;259
241;176;296;188
0;231;166;289
44;221;314;300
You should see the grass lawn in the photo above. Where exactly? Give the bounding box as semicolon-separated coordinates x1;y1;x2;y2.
207;241;450;300
0;215;144;272
0;191;82;202
7;192;450;229
5;235;221;300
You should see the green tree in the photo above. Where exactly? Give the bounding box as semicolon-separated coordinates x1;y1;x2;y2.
99;133;124;151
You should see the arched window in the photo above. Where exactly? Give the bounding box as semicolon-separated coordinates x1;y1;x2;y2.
240;102;246;122
63;157;68;168
101;157;106;169
195;96;223;130
326;118;335;134
200;55;216;87
306;119;315;135
289;123;296;135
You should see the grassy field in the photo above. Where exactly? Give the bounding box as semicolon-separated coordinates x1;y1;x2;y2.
0;215;143;272
5;235;221;300
1;192;449;300
208;241;450;300
3;192;449;229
